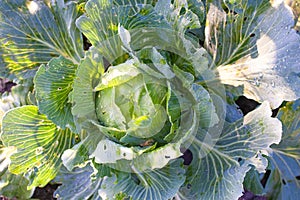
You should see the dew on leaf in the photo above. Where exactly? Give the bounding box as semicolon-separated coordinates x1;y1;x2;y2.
271;80;276;88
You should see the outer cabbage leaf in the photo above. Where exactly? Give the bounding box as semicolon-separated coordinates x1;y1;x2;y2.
243;168;264;195
34;56;77;131
72;48;105;124
64;48;105;171
0;172;34;199
265;99;300;199
0;105;75;189
62;125;103;171
54;163;103;200
0;145;34;199
178;102;282;200
206;0;300;108
91;138;183;172
99;159;185;200
0;0;84;79
76;0;170;63
154;0;203;33
264;162;300;200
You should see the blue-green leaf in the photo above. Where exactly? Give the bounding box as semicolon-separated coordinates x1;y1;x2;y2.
99;159;185;200
179;102;282;200
265;99;300;199
212;1;300;108
54;163;102;200
0;105;75;189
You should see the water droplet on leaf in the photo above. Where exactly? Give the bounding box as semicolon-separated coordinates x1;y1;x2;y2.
271;80;275;88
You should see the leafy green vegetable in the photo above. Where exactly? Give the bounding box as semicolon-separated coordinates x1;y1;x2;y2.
179;102;281;199
0;0;84;79
34;56;77;131
265;99;300;199
211;0;300;108
0;0;299;199
1;105;75;189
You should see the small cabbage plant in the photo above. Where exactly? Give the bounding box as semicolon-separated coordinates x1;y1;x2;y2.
0;0;300;199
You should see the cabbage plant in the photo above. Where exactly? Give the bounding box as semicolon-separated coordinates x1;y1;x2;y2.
0;0;299;199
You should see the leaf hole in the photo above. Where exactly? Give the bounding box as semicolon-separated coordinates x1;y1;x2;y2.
179;7;186;15
282;179;286;185
187;183;192;189
235;96;260;115
104;145;107;150
180;148;193;165
123;153;126;157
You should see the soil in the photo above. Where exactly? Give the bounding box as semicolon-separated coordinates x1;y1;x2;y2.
31;184;60;200
0;79;16;94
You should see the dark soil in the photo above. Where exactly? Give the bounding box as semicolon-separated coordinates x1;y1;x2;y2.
31;184;59;200
0;79;16;94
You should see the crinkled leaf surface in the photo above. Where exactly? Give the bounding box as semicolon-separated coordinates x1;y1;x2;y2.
0;0;84;79
0;105;75;189
178;102;282;200
34;56;77;131
99;159;185;200
207;1;300;108
266;99;300;199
